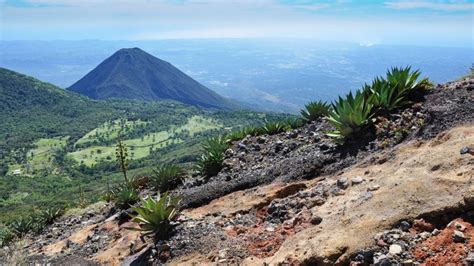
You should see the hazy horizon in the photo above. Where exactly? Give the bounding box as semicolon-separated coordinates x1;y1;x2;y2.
1;0;473;47
1;39;471;113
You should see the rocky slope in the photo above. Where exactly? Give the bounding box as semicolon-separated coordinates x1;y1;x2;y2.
1;77;473;265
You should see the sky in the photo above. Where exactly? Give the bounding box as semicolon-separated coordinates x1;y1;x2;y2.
0;0;473;47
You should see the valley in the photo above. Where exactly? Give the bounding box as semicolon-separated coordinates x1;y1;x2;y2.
0;67;288;224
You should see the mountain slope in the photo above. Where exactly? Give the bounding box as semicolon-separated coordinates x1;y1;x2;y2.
0;67;119;151
68;48;235;109
6;77;473;265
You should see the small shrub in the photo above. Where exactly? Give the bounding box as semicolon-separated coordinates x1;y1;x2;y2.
261;122;287;135
102;190;115;202
326;90;373;140
300;100;331;122
0;227;14;247
111;183;139;209
196;150;225;178
386;66;429;95
202;136;229;154
38;207;63;225
151;164;185;192
9;218;33;237
226;126;262;142
128;193;181;239
285;117;305;129
225;129;248;143
365;67;431;112
196;136;229;178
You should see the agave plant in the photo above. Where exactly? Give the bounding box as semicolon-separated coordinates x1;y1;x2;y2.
39;207;63;225
196;136;229;178
128;193;181;239
225;129;247;143
111;182;139;209
151;164;185;192
300;100;331;122
326;90;373;140
261;122;287;135
366;67;431;112
285;117;305;129
9;218;33;237
364;77;405;112
196;150;225;178
202;136;229;154
0;227;14;247
386;66;425;93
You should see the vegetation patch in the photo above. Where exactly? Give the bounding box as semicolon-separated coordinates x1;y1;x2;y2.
151;164;185;192
128;193;181;239
68;116;221;166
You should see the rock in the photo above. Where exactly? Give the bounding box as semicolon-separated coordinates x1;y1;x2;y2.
310;215;323;225
368;185;380;191
218;248;228;259
224;148;234;157
373;253;388;265
251;144;261;151
256;136;267;144
400;221;411;231
452;230;467;243
419;231;431;240
351;176;364;185
460;146;471;155
265;225;276;232
412;219;435;232
454;222;466;232
305;196;326;208
431;228;440;236
465;252;474;265
389;244;403;255
337;177;349;189
237;143;247;151
274;140;284;152
361;191;373;201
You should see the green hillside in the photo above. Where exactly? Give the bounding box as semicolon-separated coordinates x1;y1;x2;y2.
0;68;289;222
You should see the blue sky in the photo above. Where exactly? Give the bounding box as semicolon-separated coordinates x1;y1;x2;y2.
0;0;472;47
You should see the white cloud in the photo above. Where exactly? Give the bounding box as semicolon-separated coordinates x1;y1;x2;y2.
385;1;473;11
1;0;472;47
292;3;330;11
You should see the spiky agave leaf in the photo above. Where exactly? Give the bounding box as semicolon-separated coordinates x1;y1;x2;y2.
202;136;229;154
196;150;225;178
151;164;185;192
326;90;373;139
261;122;287;135
285;117;305;129
300;100;331;122
0;227;14;247
127;193;181;239
111;182;139;209
9;218;33;237
367;66;431;112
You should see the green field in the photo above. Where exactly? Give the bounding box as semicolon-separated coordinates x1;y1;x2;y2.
76;119;148;145
68;116;221;166
8;137;68;175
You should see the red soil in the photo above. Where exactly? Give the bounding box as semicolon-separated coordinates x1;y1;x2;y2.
411;218;473;265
